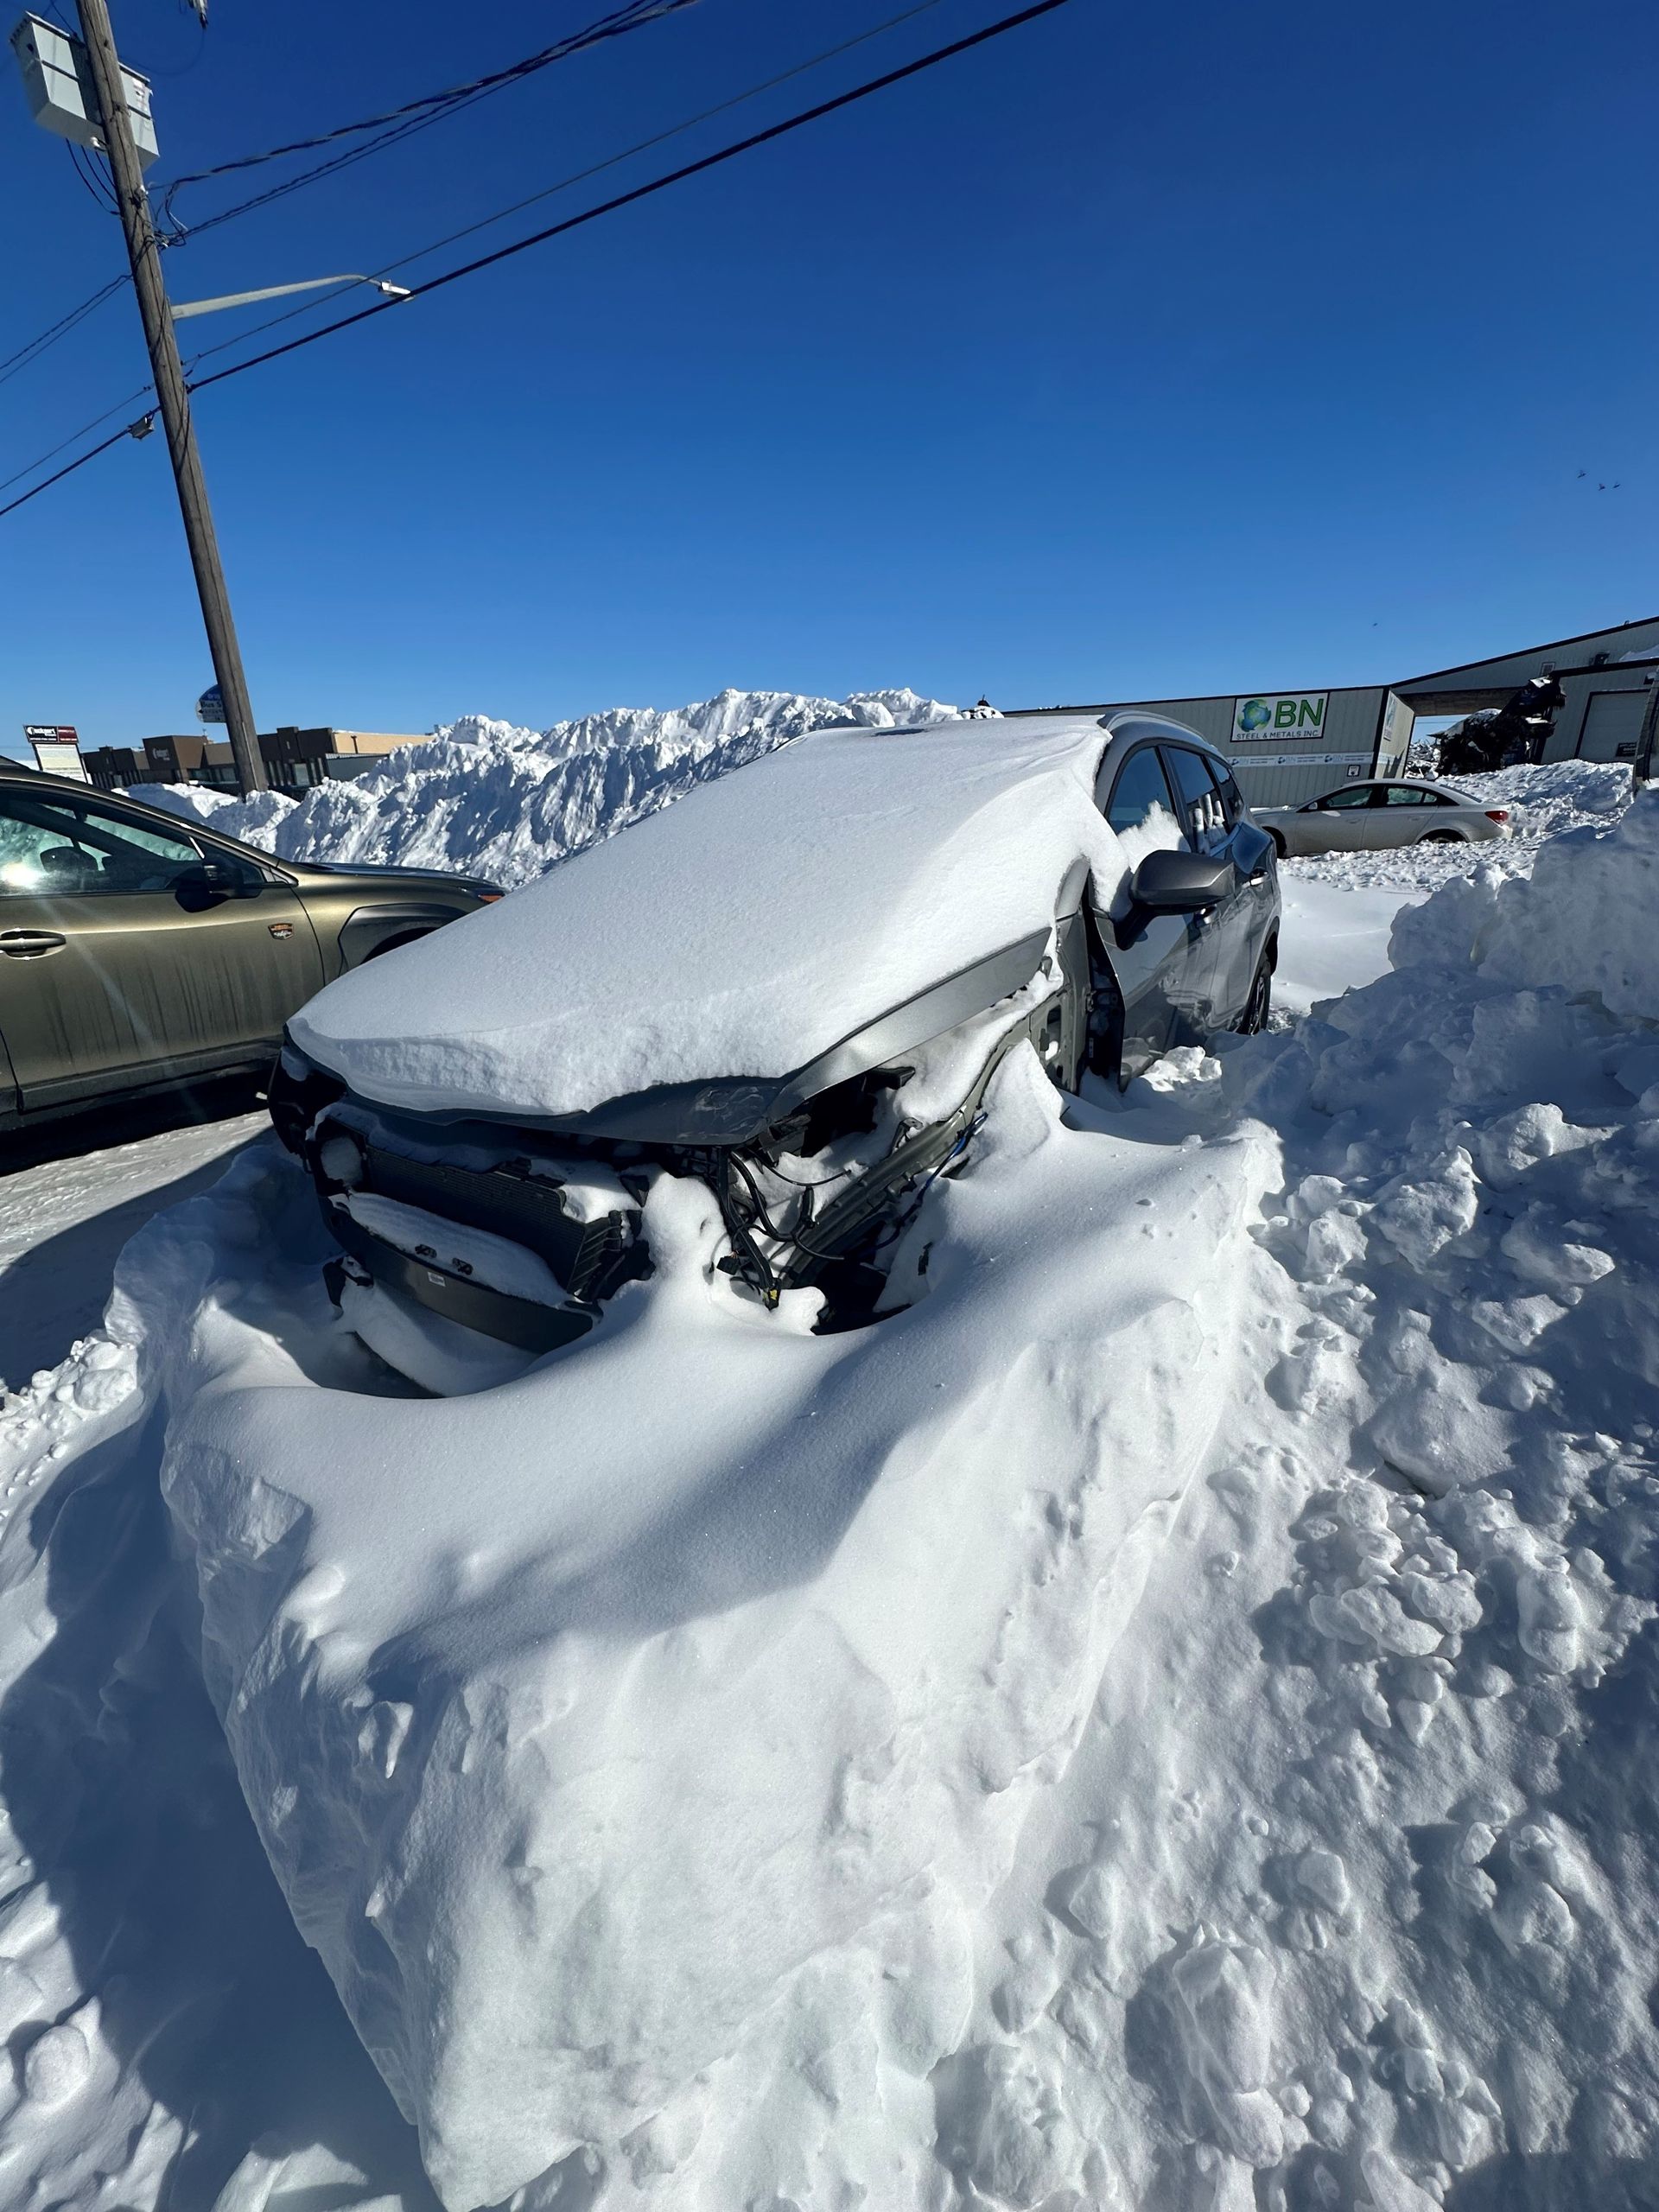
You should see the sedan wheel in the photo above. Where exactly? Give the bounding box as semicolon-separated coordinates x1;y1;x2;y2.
1420;829;1465;843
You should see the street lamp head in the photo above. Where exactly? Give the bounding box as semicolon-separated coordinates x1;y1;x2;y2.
374;282;413;301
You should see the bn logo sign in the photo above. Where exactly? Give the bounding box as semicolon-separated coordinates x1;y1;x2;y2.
1232;693;1329;742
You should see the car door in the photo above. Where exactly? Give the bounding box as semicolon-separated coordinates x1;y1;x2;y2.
1095;743;1209;1072
1368;783;1435;845
1160;745;1273;1021
1301;782;1379;852
0;786;324;1113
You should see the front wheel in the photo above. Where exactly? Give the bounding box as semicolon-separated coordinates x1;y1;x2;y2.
1235;952;1273;1034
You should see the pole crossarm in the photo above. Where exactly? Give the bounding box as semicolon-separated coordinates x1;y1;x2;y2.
171;274;412;320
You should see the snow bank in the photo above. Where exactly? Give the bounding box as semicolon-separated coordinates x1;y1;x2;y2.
289;716;1122;1121
147;792;1659;2209
140;1049;1274;2209
19;770;1659;2208
0;1299;430;2209
1281;759;1631;895
137;688;957;890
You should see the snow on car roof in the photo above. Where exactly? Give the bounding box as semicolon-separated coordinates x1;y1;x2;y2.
290;715;1123;1121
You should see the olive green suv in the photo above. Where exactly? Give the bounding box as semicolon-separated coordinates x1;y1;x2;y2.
0;762;499;1130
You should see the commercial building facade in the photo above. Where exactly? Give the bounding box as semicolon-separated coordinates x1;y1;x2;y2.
1010;616;1658;807
1393;616;1659;768
81;726;432;793
1010;685;1414;808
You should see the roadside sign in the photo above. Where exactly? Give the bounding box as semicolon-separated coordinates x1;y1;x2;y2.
197;683;226;724
1232;693;1331;745
23;723;87;779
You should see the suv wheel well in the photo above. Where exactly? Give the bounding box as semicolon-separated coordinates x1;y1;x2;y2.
361;927;431;963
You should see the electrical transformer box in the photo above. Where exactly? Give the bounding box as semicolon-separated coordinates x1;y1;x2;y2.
10;12;157;165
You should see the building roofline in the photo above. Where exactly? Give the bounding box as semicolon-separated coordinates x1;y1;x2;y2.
1395;615;1659;690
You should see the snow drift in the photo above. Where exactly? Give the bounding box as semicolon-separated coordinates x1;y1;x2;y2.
130;1052;1274;2209
143;792;1659;2209
138;688;957;889
10;779;1659;2209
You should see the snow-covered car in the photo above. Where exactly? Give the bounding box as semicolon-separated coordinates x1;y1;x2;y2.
270;713;1278;1382
1253;776;1510;858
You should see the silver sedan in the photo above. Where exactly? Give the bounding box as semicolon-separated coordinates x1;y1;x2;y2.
1252;778;1512;859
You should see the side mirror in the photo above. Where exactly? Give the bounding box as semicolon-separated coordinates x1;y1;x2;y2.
1130;849;1233;914
175;856;262;908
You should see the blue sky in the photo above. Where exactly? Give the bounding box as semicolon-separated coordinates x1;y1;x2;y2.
2;0;1655;755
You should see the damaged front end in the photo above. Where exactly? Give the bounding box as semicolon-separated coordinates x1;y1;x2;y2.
270;916;1089;1376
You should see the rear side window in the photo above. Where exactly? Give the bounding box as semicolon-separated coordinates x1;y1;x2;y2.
1380;785;1431;807
1161;747;1229;846
1104;748;1189;866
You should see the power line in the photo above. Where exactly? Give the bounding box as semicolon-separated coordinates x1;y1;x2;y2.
3;3;951;504
0;385;155;497
0;274;126;387
159;0;702;239
177;0;950;379
0;423;137;522
190;0;1077;396
3;0;1077;524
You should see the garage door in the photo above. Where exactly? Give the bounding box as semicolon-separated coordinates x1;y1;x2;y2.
1578;688;1650;761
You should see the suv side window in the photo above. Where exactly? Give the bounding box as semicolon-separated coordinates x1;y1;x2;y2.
1104;747;1189;864
1161;747;1229;850
0;791;204;896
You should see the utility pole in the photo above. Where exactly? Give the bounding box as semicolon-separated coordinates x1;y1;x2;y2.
73;0;267;791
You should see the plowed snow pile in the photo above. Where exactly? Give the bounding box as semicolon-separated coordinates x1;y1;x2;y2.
139;687;957;888
1281;760;1631;893
1;797;1656;2210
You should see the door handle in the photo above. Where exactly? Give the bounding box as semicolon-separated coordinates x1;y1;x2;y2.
0;930;67;958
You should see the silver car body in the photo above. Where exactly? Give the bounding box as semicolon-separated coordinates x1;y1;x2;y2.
273;713;1281;1376
1253;778;1511;858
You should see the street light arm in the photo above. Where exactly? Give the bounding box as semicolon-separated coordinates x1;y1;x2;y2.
170;274;411;320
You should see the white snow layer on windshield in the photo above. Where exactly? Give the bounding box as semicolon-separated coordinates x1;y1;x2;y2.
289;718;1124;1119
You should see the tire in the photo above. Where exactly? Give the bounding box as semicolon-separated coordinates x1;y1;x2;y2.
1235;951;1273;1035
1419;829;1465;844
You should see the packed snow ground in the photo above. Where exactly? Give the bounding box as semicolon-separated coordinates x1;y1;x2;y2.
0;1096;261;1389
2;766;1655;2209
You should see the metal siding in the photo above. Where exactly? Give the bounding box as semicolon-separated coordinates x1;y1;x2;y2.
1545;670;1658;761
1395;618;1659;710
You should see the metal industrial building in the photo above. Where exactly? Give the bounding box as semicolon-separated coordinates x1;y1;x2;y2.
1010;615;1659;808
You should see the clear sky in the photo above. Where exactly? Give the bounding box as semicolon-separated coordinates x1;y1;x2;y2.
2;0;1654;756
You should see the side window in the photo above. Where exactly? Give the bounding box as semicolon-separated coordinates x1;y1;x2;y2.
1212;765;1244;824
1103;747;1189;867
0;793;203;897
1162;747;1229;849
1319;785;1374;810
1381;785;1431;807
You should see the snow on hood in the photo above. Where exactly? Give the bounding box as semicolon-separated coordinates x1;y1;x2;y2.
289;716;1122;1121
